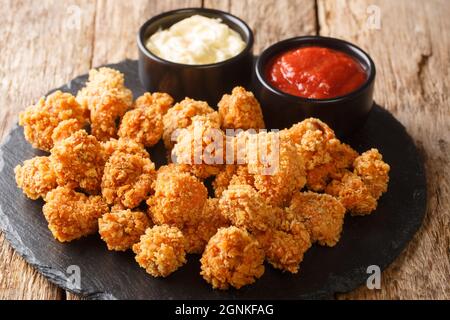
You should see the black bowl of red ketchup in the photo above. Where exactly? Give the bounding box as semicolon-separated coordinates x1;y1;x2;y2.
254;36;376;137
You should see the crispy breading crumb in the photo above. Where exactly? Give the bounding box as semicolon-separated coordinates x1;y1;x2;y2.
101;150;156;208
171;114;224;178
15;156;57;200
147;165;208;228
99;209;151;251
133;225;186;277
162;98;216;149
118;92;173;147
288;191;346;246
218;86;265;130
51;119;84;144
200;226;265;289
353;149;390;198
246;132;307;207
254;220;311;273
212;165;237;197
134;92;174;114
219;184;278;232
182;198;229;254
326;171;377;215
50;130;105;194
43;186;108;242
19;91;88;151
76;68;132;141
101;138;149;160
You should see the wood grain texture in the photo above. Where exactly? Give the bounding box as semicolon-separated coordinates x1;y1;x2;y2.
204;0;317;53
317;0;450;300
91;0;201;66
1;0;448;300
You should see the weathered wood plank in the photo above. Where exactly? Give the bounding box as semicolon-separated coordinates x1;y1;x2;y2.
0;0;97;300
90;0;201;67
317;0;450;299
204;0;317;53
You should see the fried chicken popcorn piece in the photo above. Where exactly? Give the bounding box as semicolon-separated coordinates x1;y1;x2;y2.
118;92;174;147
212;165;238;197
245;132;307;207
326;172;377;216
287;118;336;170
288;191;346;246
76;67;133;141
171;114;225;178
101;150;156;209
51;118;84;144
134;92;174;114
306;139;358;191
15;156;57;200
19;91;88;151
99;209;151;251
147;165;208;228
50;130;105;194
101;138;149;160
254;220;311;273
162;98;216;149
218;86;265;130
182;198;229;254
353;149;390;198
43;186;108;242
200;226;265;290
133;225;186;277
219;184;277;232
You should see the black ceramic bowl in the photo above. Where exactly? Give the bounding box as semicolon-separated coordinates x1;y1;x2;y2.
254;36;376;137
137;8;254;106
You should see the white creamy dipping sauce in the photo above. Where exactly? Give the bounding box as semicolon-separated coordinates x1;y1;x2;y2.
145;15;246;65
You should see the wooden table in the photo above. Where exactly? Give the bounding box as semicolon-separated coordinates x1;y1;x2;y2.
0;0;448;300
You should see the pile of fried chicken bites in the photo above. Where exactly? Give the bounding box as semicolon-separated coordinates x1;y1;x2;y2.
15;67;390;290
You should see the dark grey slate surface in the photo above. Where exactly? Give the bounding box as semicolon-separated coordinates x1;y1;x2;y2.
0;60;427;299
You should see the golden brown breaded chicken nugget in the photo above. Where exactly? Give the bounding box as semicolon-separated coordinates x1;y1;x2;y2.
218;86;265;130
171;114;225;179
182;198;229;254
287;118;335;170
219;184;278;232
101;150;156;209
118;92;174;147
19;91;88;151
162;98;216;149
246;132;307;207
43;186;108;242
134;92;174;114
212;165;238;197
305;139;358;191
76;68;133;141
133;225;186;277
147;165;208;228
326;172;377;216
200;226;265;290
353;148;390;198
51;118;84;144
15;156;57;200
50;130;105;194
99;209;151;251
288;191;346;247
101;138;149;161
253;220;311;273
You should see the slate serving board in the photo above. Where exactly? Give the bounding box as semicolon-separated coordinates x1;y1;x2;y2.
0;60;427;299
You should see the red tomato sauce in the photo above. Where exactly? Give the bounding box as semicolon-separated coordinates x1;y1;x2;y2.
266;46;367;99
